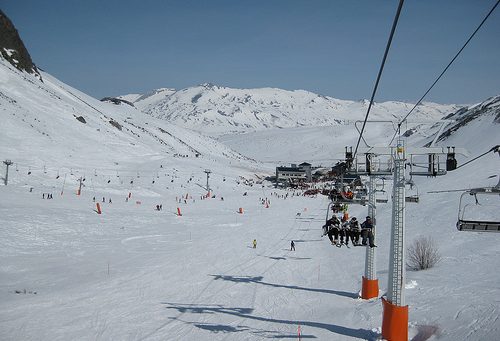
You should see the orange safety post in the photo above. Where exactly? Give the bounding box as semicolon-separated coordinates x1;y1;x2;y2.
177;207;182;216
381;297;408;341
238;207;244;214
96;203;102;214
77;188;81;196
361;276;379;300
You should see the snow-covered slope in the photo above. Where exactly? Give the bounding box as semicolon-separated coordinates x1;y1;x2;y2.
134;83;460;136
435;95;500;148
220;95;500;165
119;87;176;110
0;59;257;177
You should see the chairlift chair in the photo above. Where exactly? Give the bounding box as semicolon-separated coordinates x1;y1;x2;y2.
376;178;389;203
376;191;389;203
456;187;500;232
405;180;420;203
332;174;368;205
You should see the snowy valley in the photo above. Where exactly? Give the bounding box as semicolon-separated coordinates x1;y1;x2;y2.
1;12;500;341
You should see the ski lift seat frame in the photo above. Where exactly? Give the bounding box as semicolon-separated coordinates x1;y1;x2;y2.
457;187;500;233
405;195;419;203
335;197;367;206
409;170;447;177
457;220;500;232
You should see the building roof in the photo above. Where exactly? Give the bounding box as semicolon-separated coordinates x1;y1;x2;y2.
299;162;311;166
276;167;305;172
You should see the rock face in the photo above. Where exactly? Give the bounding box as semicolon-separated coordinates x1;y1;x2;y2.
100;97;135;107
0;10;42;80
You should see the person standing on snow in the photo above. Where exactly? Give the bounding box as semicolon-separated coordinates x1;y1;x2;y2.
253;239;257;249
291;240;295;251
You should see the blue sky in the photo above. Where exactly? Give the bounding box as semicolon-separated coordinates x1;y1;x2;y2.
3;0;500;103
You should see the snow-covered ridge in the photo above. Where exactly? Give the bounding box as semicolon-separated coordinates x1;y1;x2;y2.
119;87;177;110
0;58;255;173
129;83;461;136
435;95;500;144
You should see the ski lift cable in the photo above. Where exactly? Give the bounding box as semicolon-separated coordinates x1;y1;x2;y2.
353;0;405;159
388;0;500;146
455;145;499;170
11;161;172;178
427;188;472;194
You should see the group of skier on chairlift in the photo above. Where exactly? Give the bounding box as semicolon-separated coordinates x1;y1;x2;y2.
323;214;376;248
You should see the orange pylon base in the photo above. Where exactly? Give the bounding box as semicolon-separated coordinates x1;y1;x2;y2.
238;207;244;214
361;276;379;299
96;203;102;214
381;297;408;341
177;207;182;216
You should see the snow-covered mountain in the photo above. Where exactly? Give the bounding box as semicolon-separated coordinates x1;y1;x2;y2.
434;94;500;145
118;87;176;109
0;57;259;177
125;83;460;136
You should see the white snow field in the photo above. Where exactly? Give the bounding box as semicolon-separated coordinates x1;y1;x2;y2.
1;56;500;340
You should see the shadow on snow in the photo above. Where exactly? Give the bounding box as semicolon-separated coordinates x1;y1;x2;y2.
210;274;359;299
161;302;377;340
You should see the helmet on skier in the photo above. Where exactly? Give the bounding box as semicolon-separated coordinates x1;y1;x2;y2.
351;217;357;221
366;216;371;220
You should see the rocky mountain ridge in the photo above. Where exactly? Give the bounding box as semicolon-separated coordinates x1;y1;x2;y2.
0;10;41;81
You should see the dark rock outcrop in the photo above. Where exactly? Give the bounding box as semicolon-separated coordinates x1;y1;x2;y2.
100;97;135;107
0;10;42;80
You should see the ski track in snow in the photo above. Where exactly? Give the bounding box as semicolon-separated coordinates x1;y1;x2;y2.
141;202;323;340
